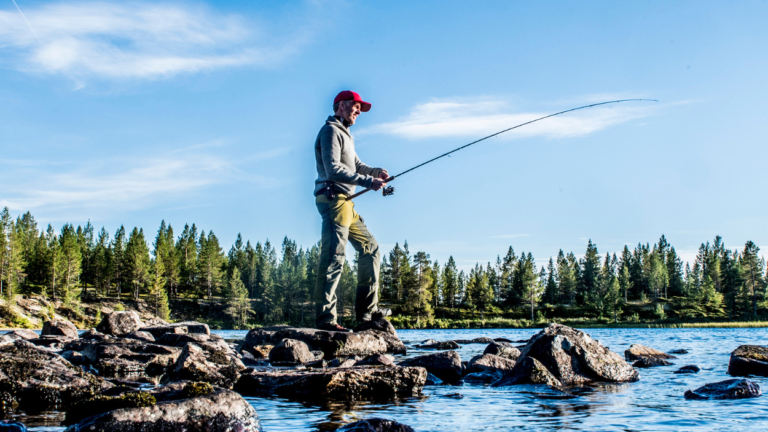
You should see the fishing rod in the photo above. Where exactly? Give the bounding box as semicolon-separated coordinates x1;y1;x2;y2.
348;98;657;200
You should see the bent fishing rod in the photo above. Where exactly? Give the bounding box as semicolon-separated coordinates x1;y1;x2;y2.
348;98;657;200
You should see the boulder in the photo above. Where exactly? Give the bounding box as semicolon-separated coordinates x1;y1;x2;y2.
96;312;144;337
0;339;112;413
81;329;109;341
633;358;672;368
163;343;244;388
360;329;407;355
3;330;38;341
491;356;562;387
675;365;701;374
74;339;182;381
357;354;396;367
499;324;639;385
61;350;91;367
354;319;398;336
28;336;70;349
416;340;459;350
243;325;292;348
141;317;168;327
273;328;387;358
125;331;155;343
235;366;426;401
684;378;761;400
425;373;443;385
624;344;676;361
142;322;210;339
249;345;273;359
727;345;768;377
269;339;319;365
452;337;494;345
63;387;262;432
337;418;415;432
467;354;516;375
399;351;462;383
0;421;26;431
41;320;79;339
483;342;521;361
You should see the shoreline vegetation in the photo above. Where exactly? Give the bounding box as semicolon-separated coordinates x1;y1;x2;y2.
1;207;767;330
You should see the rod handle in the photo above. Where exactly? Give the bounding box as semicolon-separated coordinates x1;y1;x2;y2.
347;176;396;200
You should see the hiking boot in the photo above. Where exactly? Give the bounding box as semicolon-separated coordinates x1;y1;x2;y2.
317;322;352;333
359;308;392;322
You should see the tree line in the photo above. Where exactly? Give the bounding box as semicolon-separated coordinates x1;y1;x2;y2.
0;207;765;327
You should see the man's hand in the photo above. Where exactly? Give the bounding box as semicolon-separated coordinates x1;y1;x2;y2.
371;178;387;191
379;169;389;180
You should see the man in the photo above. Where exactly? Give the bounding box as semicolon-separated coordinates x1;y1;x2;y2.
313;90;392;332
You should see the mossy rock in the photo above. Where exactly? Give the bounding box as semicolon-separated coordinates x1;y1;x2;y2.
63;391;156;425
182;382;214;398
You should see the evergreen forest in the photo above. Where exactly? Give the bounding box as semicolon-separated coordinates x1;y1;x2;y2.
0;207;766;329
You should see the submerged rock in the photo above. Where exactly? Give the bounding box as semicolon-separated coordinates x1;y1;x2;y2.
416;341;459;350
494;324;639;387
96;312;144;337
727;345;768;377
624;344;676;361
0;421;26;431
452;337;494;345
464;371;503;384
235;366;426;401
633;358;672;368
674;365;701;374
399;351;462;383
63;387;262;432
337;418;415;432
684;378;761;400
668;349;689;355
425;373;443;385
483;342;521;361
0;339;112;413
42;320;79;339
491;356;562;387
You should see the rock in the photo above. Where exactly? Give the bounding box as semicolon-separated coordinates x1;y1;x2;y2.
0;339;112;413
249;344;273;359
63;387;262;432
675;365;701;374
357;354;395;367
441;392;464;399
273;328;387;358
337;418;415;432
399;351;462;383
728;345;768;377
0;421;26;431
491;356;563;387
493;338;515;343
96;311;144;337
464;371;503;383
28;336;70;348
156;332;210;346
467;354;516;375
243;325;293;348
61;350;91;366
501;323;639;385
141;316;168;327
142;322;210;339
73;339;181;381
633;358;672;368
360;329;407;355
81;329;109;341
684;378;761;400
328;357;359;368
125;331;155;343
452;337;494;345
163;343;245;388
235;366;426;401
3;330;38;341
624;344;676;361
42;320;79;339
416;340;459;350
354;319;398;336
425;373;443;385
483;342;521;361
669;349;689;354
269;339;318;365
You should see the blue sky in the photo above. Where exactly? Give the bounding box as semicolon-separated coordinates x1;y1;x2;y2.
2;0;768;270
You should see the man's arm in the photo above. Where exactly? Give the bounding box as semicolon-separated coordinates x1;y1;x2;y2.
354;155;382;178
320;127;374;188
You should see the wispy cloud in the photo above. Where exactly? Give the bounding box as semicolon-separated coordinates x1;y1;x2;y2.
0;149;279;215
362;96;657;140
0;2;307;81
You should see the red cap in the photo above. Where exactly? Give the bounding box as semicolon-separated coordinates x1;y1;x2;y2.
334;90;371;112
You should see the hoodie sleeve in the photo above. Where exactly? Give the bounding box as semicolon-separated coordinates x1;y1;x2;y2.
320;126;374;188
355;155;382;178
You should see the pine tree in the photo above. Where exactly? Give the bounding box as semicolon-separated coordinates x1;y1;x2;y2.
499;247;516;306
225;267;250;328
150;257;170;320
556;250;577;305
442;256;459;310
78;221;95;297
177;224;199;295
124;228;150;301
59;224;83;304
578;240;601;305
545;257;558;304
45;225;61;301
112;226;127;299
407;251;433;325
197;230;224;300
605;277;624;323
741;241;765;318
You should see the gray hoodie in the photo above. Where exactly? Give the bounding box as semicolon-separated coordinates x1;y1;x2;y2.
314;116;382;197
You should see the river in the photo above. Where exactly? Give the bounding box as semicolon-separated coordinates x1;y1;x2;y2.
15;327;768;431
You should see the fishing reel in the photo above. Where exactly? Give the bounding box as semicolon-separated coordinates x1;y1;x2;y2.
382;186;395;196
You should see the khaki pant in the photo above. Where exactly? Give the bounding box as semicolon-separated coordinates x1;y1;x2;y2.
314;194;380;326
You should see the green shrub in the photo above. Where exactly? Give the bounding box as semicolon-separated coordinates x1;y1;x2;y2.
113;303;125;312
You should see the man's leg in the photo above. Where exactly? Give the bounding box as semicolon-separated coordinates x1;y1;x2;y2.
348;215;381;321
314;196;354;327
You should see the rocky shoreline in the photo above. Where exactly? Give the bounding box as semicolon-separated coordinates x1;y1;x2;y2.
0;314;764;431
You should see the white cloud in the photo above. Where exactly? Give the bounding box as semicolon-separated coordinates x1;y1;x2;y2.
0;150;278;214
0;2;305;80
362;97;657;140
